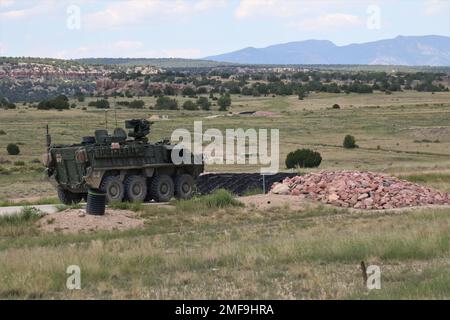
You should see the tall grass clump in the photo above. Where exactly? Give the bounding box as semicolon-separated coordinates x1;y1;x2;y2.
175;189;243;212
0;207;43;226
108;201;144;212
0;207;43;237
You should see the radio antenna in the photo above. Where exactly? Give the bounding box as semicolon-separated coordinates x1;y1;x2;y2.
115;110;118;127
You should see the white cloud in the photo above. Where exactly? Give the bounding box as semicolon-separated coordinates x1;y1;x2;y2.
194;0;227;11
52;41;202;59
290;13;362;30
235;0;306;19
0;0;56;20
0;9;25;19
234;0;351;19
0;0;15;8
423;0;450;16
85;0;226;29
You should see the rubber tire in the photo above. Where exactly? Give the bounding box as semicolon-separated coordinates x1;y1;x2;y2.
124;175;147;202
174;174;195;200
150;175;174;202
100;176;125;203
57;186;82;205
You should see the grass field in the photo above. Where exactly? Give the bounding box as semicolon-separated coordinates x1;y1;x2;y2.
1;91;450;199
1;194;450;299
1;90;450;299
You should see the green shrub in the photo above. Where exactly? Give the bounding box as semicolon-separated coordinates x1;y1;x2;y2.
217;94;231;111
0;97;16;109
182;86;196;97
0;206;43;226
37;95;70;110
182;100;198;110
129;100;145;109
6;143;20;155
13;160;25;166
0;130;6;135
88;99;110;109
155;96;178;110
332;103;340;109
196;97;211;110
285;148;322;169
343;135;357;149
175;189;243;211
202;189;243;208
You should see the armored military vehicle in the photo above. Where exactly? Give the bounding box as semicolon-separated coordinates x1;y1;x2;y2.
43;119;204;205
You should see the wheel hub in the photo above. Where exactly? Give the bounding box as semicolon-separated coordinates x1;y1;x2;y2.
109;184;119;197
132;184;142;195
182;183;190;193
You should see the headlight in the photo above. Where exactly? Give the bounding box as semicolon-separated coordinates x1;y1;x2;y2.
41;152;51;167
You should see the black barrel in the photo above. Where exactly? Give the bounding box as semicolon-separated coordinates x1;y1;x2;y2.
86;188;106;215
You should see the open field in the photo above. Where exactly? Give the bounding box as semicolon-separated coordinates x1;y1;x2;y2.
1;91;450;200
1;194;450;299
2;91;450;299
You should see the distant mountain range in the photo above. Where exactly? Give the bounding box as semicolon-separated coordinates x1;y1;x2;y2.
205;35;450;66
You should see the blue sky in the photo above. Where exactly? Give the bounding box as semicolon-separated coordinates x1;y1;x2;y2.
0;0;449;59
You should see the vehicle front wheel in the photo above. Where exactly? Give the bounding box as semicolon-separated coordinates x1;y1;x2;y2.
150;175;174;202
100;176;125;203
57;186;82;205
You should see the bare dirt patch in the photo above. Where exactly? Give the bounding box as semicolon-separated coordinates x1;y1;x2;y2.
239;194;308;211
38;208;144;234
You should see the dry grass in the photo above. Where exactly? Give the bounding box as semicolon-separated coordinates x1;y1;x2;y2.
2;91;450;200
1;198;450;299
2;91;450;299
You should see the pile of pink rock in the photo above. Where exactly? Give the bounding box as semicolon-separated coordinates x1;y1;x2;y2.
271;170;450;209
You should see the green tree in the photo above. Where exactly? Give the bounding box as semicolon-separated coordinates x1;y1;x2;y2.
343;135;357;149
88;99;110;109
155;96;178;110
285;149;322;168
182;86;196;97
6;143;20;156
182;100;198;110
129;100;145;109
164;86;176;96
196;97;211;110
217;94;231;111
